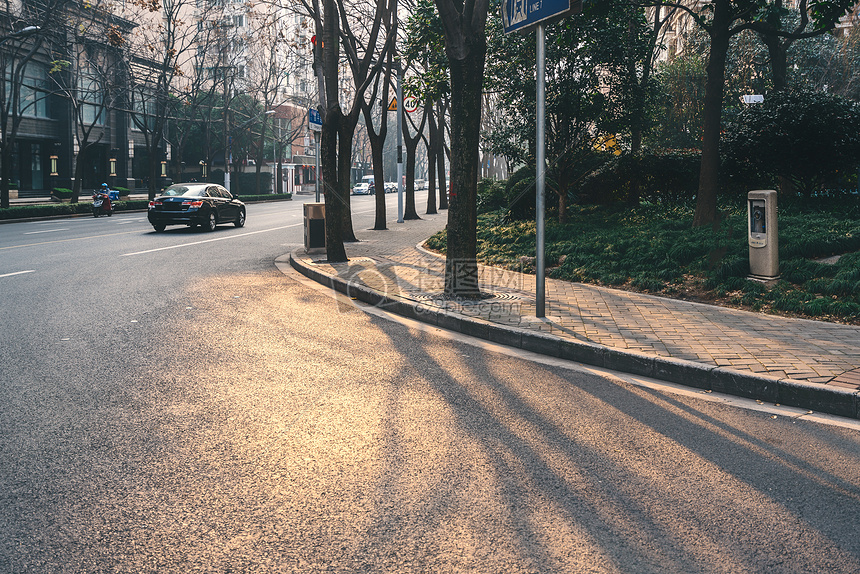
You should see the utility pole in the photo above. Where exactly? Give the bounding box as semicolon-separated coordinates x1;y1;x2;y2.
394;0;404;223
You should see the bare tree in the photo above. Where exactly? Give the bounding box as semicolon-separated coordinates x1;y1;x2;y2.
46;3;132;202
300;0;393;260
125;0;200;199
166;1;228;186
0;1;62;208
360;47;393;230
401;73;428;220
240;7;296;193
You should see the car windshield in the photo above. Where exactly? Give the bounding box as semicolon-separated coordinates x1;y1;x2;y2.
161;185;205;197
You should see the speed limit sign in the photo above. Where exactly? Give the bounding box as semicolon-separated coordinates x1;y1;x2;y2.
404;96;419;113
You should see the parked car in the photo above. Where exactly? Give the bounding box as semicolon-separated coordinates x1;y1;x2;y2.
385;182;397;193
352;182;372;195
147;183;245;232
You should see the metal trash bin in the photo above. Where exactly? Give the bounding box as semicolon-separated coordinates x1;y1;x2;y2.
304;202;325;250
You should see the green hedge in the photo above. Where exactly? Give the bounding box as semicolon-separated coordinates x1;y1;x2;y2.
234;193;292;202
0;194;290;221
0;200;150;220
233;172;274;194
579;150;701;205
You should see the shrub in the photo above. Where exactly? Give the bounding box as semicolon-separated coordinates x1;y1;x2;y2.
722;90;860;196
504;166;538;221
579;149;701;205
425;229;447;254
476;178;507;214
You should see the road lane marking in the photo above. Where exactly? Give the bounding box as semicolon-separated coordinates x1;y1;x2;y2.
2;205;373;252
121;223;303;256
0;230;141;251
24;228;69;235
0;270;35;278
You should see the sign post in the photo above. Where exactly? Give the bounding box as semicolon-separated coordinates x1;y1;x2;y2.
502;0;580;318
309;108;322;202
535;24;546;318
396;61;404;223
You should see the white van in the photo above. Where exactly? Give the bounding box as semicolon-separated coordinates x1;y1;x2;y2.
352;175;376;195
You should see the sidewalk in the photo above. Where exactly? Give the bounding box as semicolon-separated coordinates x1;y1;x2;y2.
290;212;860;420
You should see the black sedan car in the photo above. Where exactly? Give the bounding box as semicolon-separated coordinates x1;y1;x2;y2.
148;183;246;232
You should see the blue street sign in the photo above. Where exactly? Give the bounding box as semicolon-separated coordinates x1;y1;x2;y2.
502;0;579;34
309;108;322;131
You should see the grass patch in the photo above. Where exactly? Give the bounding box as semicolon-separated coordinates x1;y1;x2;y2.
426;198;860;324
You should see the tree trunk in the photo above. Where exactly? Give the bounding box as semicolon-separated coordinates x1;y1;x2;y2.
444;47;485;298
436;100;448;210
148;152;161;201
556;190;568;224
1;145;12;209
362;102;388;230
371;140;387;229
254;160;263;194
628;119;642;206
693;0;731;228
322;106;347;262
318;0;347;260
403;98;426;221
72;146;87;203
404;137;420;220
337;121;357;242
425;98;438;215
763;34;789;92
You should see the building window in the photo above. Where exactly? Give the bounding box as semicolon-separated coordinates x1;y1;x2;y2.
19;62;50;118
78;64;105;125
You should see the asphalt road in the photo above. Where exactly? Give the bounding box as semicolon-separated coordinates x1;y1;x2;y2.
1;195;860;573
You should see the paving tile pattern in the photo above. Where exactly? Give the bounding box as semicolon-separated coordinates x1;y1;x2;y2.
295;212;860;389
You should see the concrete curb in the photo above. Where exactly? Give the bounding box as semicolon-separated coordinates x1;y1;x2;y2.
289;251;860;421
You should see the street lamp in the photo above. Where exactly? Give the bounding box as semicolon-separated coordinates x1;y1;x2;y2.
0;26;40;46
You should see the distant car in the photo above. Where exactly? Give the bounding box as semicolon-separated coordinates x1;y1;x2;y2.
415;179;427;190
385;182;397;194
352;182;372;195
147;183;245;232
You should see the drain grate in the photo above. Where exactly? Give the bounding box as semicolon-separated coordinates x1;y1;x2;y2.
410;291;527;304
311;257;375;265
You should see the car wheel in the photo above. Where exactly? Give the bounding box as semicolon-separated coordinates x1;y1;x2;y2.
205;211;217;232
234;208;246;228
153;224;166;232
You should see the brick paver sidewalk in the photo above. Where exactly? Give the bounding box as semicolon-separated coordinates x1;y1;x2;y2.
292;211;860;391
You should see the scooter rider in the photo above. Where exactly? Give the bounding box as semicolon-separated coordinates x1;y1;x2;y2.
100;182;120;201
92;183;114;216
